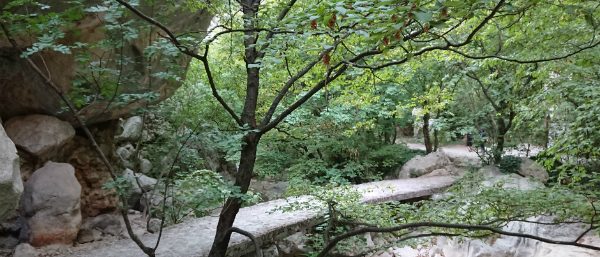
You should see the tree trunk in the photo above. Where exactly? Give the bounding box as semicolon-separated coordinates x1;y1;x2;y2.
494;118;506;164
423;112;433;153
209;2;261;255
544;113;550;149
433;111;440;151
208;133;259;257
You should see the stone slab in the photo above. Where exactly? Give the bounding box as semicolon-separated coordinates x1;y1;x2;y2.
61;176;457;257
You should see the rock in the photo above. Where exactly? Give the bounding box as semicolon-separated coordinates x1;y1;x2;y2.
480;165;503;178
123;169;157;208
4;115;74;158
422;216;600;257
12;243;37;257
422;168;453;177
19;162;82;246
0;234;18;249
124;169;157;193
79;213;122;239
276;232;309;256
250;180;288;201
147;218;161;234
0;4;213;125
116;116;143;142
139;158;152;174
116;143;135;168
76;228;101;244
398;152;452;178
518;158;549;183
261;245;279;257
449;155;481;168
480;165;543;191
0;124;23;222
64;125;120;217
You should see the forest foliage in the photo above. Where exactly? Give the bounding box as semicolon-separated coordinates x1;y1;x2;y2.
2;0;600;256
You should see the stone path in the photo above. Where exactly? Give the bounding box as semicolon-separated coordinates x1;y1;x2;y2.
61;176;457;257
404;142;542;159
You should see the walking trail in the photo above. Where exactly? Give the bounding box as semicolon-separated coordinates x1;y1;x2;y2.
60;176;457;257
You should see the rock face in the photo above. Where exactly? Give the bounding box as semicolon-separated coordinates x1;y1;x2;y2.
0;124;23;222
0;2;213;125
20;162;82;246
62;121;120;217
373;166;598;257
398;152;453;178
407;217;600;257
4;115;75;159
518;158;549;183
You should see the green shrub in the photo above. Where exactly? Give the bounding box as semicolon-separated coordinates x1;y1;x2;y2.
498;155;522;174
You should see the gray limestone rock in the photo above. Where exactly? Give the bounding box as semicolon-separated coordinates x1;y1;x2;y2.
20;162;82;246
12;243;37;257
4;115;74;159
518;158;549;183
116;116;143;142
123;169;157;208
0;124;23;222
139;158;152;174
398;151;452;178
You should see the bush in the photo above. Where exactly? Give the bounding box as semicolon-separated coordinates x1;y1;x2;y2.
498;155;522;174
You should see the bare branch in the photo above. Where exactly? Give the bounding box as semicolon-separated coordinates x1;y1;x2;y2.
229;227;263;257
448;40;600;64
317;221;600;257
201;45;243;126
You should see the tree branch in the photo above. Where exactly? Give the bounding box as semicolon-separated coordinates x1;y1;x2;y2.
317;221;600;257
229;227;263;257
448;40;600;64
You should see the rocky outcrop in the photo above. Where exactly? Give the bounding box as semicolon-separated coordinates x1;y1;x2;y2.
4;115;75;159
375;217;600;257
0;1;213;125
19;162;82;246
518;158;549;183
0;123;23;222
398;152;453;178
373;166;597;257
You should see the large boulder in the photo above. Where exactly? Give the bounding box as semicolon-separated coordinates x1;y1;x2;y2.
116;116;143;142
4;115;75;159
518;158;549;183
123;169;157;208
19;162;82;246
0;123;23;222
398;152;452;178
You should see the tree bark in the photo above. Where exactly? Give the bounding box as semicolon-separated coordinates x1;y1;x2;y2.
209;1;261;255
494;117;506;165
423;112;433;153
433;111;440;152
208;133;260;257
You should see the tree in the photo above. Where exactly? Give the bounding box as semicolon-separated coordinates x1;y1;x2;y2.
465;61;540;164
113;0;599;255
3;0;599;256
